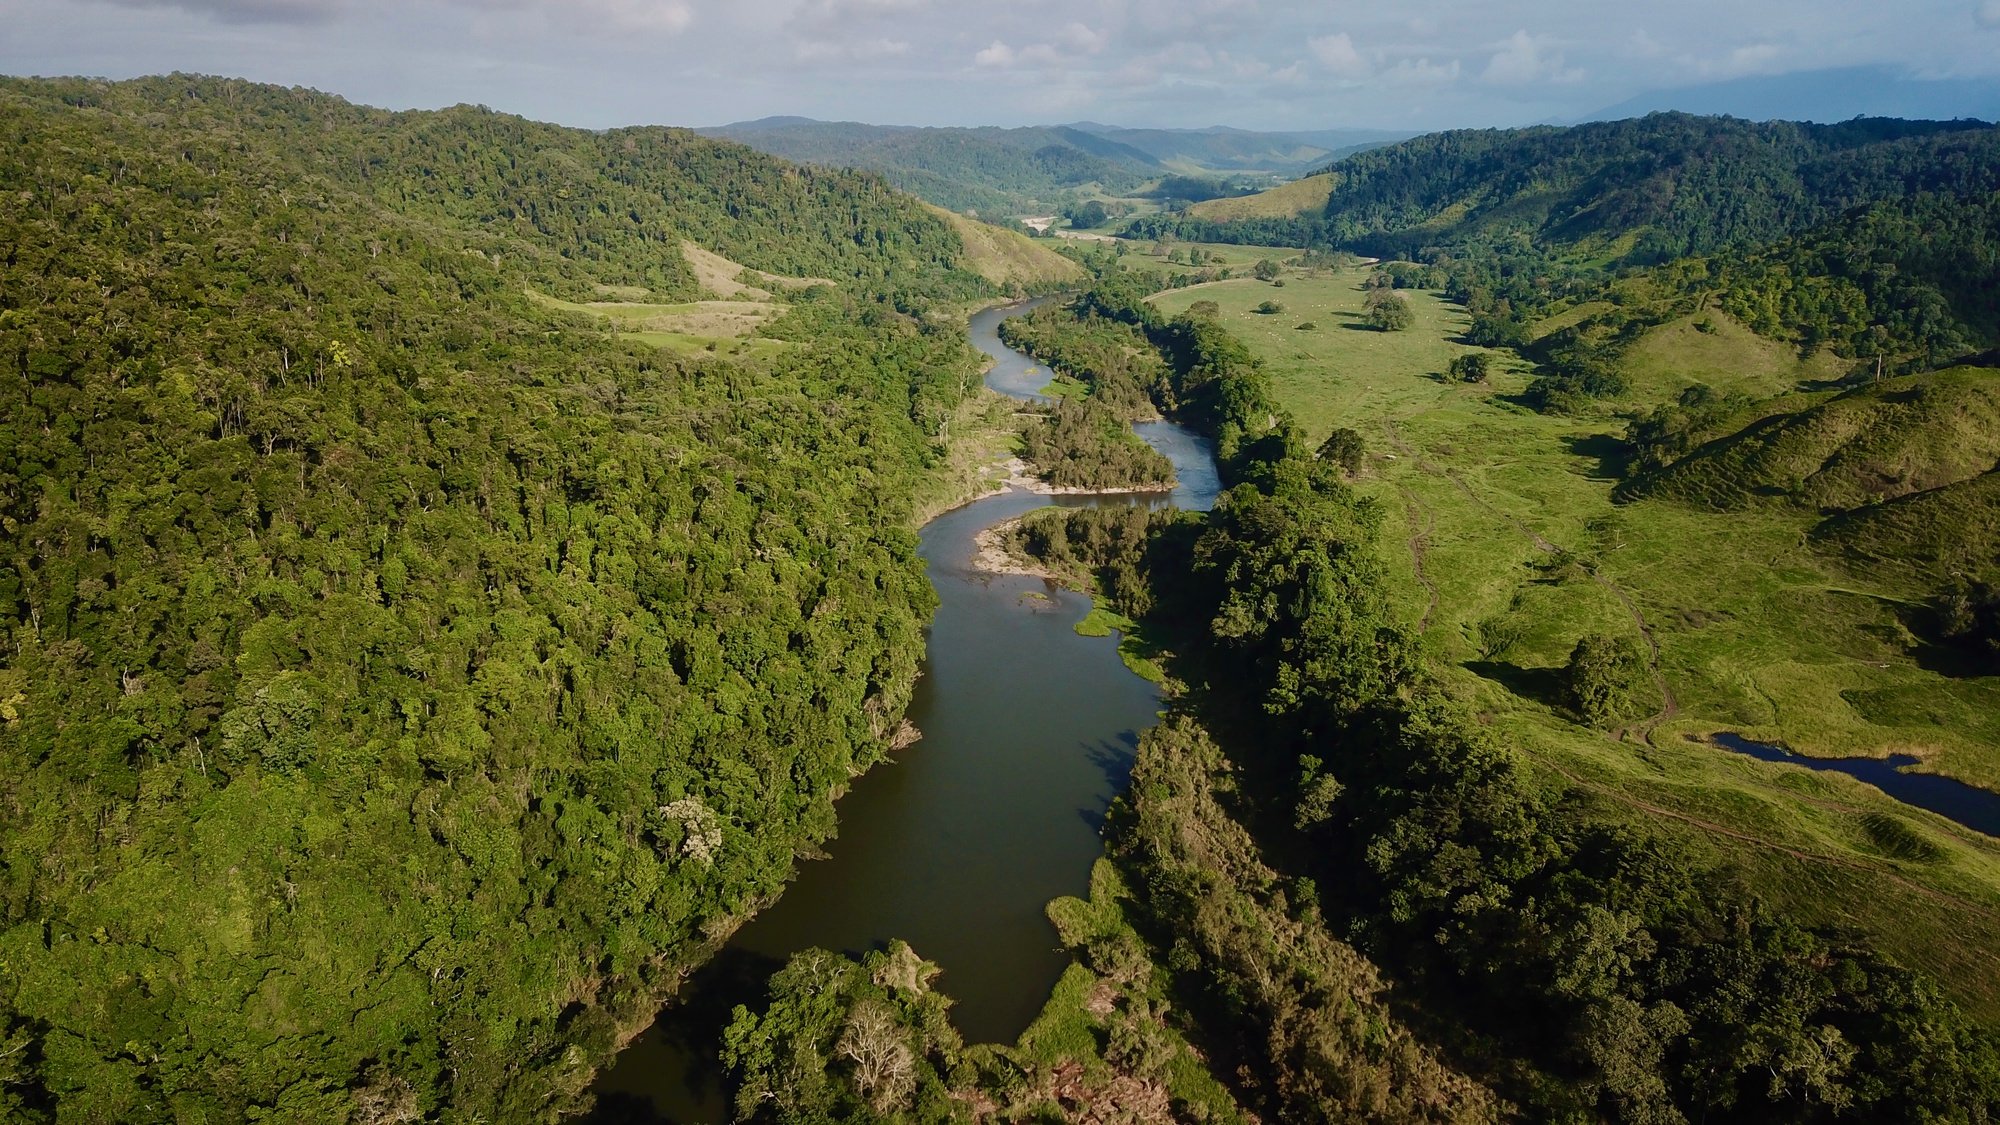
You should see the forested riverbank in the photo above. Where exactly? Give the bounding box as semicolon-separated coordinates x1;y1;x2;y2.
981;282;2000;1120
0;75;1080;1121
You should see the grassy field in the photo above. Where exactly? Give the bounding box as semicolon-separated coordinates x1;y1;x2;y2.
1147;263;2000;1016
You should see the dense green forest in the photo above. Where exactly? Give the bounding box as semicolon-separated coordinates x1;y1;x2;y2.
700;119;1392;220
699;119;1163;217
0;75;1013;1121
1129;114;2000;261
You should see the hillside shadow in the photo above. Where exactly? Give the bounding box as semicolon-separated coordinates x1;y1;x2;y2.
1466;659;1566;708
1566;432;1630;479
1894;603;2000;680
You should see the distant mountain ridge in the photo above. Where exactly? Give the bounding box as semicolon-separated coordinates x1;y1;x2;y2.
699;116;1410;216
1581;66;2000;125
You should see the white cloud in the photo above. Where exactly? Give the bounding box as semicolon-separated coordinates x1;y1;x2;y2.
575;0;690;33
795;37;910;62
1724;42;1781;72
1482;29;1582;85
1382;57;1460;86
1060;22;1108;54
973;39;1013;67
1308;32;1370;79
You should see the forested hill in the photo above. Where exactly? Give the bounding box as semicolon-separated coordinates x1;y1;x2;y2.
1135;112;2000;263
0;75;1000;1121
701;117;1164;216
698;117;1380;217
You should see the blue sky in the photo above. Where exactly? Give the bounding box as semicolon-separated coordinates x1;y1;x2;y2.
8;0;2000;129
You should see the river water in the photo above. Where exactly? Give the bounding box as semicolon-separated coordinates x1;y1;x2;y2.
590;298;1220;1122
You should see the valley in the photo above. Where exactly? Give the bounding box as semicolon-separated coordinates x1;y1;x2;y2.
4;59;2000;1125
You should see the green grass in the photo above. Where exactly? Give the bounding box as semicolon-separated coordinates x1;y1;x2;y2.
1147;263;2000;1018
1126;240;1308;277
1076;604;1166;684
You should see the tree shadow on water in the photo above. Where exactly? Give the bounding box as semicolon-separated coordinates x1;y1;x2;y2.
1076;731;1140;831
578;946;784;1125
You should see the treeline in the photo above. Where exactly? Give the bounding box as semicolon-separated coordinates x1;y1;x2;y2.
0;76;1002;1120
1129;113;2000;265
6;75;995;311
989;302;2000;1121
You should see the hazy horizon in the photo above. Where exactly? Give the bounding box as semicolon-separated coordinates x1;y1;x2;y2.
9;0;2000;134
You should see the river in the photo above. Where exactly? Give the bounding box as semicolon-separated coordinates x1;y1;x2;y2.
589;298;1220;1122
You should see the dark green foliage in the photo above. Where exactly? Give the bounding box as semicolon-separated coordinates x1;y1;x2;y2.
0;75;999;1120
1559;634;1654;726
1621;383;1760;477
1003;506;1186;619
1006;305;2000;1123
720;944;963;1122
1130;114;2000;264
1937;581;2000;671
1447;354;1490;383
1020;398;1176;491
700;119;1161;217
1365;291;1413;331
1253;300;1285;315
1252;259;1281;282
1708;191;2000;366
997;305;1168;419
1316;428;1366;476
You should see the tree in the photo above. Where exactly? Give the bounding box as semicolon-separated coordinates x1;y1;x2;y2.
1188;300;1221;318
1449;353;1491;382
1317;428;1366;476
1254;300;1285;315
1561;633;1651;725
1254;258;1281;282
1367;293;1413;331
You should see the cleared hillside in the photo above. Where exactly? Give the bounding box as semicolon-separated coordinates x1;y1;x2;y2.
1184;171;1337;221
1625;368;2000;511
924;204;1086;289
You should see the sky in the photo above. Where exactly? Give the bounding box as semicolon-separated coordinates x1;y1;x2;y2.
6;0;2000;131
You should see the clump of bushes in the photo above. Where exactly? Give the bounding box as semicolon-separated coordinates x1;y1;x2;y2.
1364;289;1412;331
1560;632;1653;725
1254;300;1285;315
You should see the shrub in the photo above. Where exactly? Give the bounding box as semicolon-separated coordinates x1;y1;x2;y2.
1560;633;1652;726
1254;300;1285;315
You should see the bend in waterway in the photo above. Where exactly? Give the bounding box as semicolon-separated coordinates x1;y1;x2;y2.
592;297;1220;1122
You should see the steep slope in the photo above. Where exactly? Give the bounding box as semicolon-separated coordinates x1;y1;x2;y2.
1134;114;2000;263
1623;368;2000;511
1814;469;2000;582
0;76;994;1122
1184;171;1337;221
922;204;1086;289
